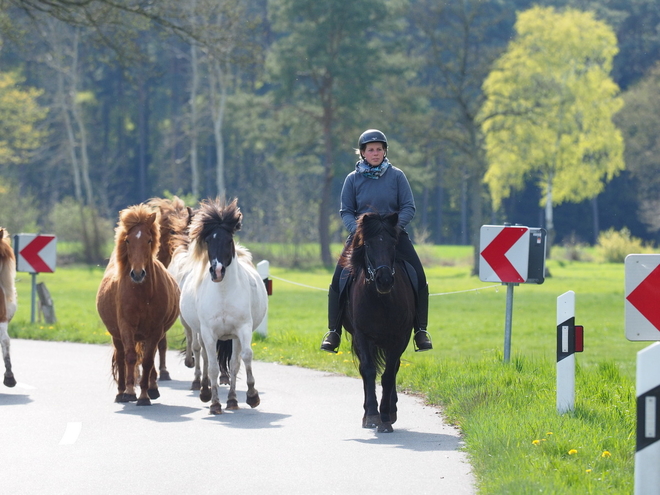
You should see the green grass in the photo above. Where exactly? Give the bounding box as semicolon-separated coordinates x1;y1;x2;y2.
8;246;644;494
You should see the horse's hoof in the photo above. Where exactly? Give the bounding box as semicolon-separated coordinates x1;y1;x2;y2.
158;370;171;381
115;393;137;403
191;379;201;391
219;374;230;385
377;422;394;433
147;388;160;400
246;393;260;408
136;398;152;406
362;414;381;428
184;358;194;369
226;399;239;410
199;389;212;403
3;375;16;388
209;403;222;415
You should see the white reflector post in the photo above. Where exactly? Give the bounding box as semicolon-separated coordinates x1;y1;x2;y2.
557;291;575;414
256;260;269;337
635;342;660;495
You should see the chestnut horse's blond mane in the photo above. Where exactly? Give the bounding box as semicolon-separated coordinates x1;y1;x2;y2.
115;204;160;272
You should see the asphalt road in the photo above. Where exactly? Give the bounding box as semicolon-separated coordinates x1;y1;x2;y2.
1;339;475;495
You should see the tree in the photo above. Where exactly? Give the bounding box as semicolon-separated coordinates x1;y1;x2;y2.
267;0;391;267
480;6;624;249
615;62;660;234
0;70;46;168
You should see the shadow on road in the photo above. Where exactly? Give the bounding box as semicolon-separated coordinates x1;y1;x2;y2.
347;430;464;452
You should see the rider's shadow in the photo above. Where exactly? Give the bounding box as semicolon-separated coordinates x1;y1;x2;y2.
348;430;466;452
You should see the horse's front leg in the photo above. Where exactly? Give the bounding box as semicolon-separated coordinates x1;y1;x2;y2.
378;354;401;433
355;337;379;428
201;331;222;414
1;323;16;387
113;338;135;403
157;334;170;381
136;340;159;406
197;334;212;402
231;331;259;410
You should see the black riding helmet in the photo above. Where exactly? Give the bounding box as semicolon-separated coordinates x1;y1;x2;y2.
358;129;388;155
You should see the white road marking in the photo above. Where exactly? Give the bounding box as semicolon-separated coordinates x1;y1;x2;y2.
59;422;82;445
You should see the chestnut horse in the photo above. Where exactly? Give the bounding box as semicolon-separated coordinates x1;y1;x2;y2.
177;198;267;415
96;205;180;405
0;228;17;388
147;196;193;381
341;212;415;433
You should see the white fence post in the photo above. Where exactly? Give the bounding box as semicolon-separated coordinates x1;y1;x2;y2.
635;342;660;495
556;291;584;414
256;260;270;337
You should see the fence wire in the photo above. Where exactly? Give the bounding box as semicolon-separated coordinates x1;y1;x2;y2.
269;274;501;297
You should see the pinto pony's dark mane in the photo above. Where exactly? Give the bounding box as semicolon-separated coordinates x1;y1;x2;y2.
115;204;160;272
188;198;242;248
340;212;400;273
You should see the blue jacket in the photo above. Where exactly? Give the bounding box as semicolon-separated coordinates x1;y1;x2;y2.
339;164;416;235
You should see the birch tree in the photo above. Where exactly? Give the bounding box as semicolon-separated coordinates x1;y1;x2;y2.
480;6;625;248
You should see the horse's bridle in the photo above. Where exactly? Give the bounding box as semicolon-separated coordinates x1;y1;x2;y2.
364;243;396;284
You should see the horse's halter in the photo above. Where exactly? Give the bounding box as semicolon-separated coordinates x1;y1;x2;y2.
364;240;396;284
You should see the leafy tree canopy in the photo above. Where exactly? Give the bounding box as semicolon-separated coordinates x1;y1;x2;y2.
480;6;625;211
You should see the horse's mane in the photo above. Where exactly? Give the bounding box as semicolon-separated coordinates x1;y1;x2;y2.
181;198;252;286
147;196;193;265
339;212;400;272
114;204;160;271
0;228;17;304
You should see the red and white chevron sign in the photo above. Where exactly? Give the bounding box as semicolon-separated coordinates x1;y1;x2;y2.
626;254;660;341
479;225;530;283
14;234;57;273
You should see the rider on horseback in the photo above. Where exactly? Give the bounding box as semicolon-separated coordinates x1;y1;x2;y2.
320;129;433;354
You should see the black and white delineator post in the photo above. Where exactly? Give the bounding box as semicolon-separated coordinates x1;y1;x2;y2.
256;260;272;337
635;343;660;495
556;291;584;414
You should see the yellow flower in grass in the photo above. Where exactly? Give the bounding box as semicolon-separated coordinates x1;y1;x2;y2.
337;351;343;355
547;432;553;436
602;451;612;458
532;439;541;446
586;469;592;473
568;449;578;455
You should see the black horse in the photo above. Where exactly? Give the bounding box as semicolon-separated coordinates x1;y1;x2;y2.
341;212;416;433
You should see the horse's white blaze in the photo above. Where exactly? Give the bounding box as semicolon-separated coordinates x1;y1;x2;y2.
136;230;142;239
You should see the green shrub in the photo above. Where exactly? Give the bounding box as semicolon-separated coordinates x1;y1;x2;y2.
595;227;654;262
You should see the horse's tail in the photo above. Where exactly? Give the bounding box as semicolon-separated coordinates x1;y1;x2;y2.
216;339;232;377
111;347;119;382
351;338;386;376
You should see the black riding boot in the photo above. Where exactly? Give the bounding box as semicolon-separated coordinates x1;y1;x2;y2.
321;285;342;353
414;284;433;352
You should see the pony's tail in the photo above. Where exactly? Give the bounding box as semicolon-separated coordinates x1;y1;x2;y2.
216;339;232;377
350;338;386;376
111;348;119;383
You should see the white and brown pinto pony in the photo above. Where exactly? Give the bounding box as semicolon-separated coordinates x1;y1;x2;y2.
0;228;17;388
176;198;267;415
96;205;180;405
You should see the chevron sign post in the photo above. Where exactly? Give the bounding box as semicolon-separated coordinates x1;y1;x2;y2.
13;234;57;323
480;225;547;362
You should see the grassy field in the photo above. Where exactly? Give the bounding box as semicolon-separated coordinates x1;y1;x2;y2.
7;245;648;494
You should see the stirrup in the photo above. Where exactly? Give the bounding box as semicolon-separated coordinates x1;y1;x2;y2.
320;330;341;353
413;330;433;352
